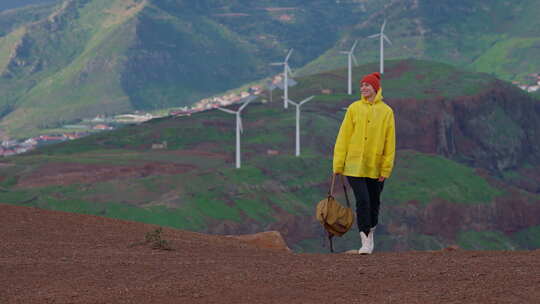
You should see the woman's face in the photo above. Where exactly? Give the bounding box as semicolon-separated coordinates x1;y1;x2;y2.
360;82;376;99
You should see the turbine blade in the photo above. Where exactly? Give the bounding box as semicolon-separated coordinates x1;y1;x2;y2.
339;51;350;54
352;55;359;66
239;98;253;112
368;34;380;39
287;65;294;77
351;40;358;52
383;34;392;45
381;20;387;33
287;99;298;106
299;96;315;106
218;107;236;115
285;49;294;62
270;62;284;66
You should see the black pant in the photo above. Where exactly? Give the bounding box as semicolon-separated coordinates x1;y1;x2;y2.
346;176;385;234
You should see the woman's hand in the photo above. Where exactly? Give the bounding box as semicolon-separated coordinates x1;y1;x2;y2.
378;176;386;182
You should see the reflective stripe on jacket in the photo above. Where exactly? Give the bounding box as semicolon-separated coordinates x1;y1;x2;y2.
333;88;396;178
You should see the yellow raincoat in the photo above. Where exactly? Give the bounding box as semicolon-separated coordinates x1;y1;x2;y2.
333;88;396;178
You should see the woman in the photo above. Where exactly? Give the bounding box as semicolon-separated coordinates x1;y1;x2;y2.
333;72;396;254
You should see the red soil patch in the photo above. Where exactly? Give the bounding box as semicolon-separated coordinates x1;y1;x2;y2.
17;162;196;188
169;142;228;159
1;204;539;303
386;60;413;79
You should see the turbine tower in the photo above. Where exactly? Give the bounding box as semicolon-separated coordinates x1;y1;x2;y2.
368;20;392;74
270;49;294;109
218;99;253;169
287;96;314;157
340;40;359;95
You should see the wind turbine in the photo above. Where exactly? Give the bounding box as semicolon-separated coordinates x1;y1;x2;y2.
368;20;392;74
287;96;314;156
218;99;253;169
270;49;294;109
340;40;359;95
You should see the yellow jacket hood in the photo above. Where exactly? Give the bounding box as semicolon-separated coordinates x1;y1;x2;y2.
333;88;396;178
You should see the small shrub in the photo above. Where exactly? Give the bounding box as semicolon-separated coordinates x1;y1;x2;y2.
129;227;173;251
145;227;173;251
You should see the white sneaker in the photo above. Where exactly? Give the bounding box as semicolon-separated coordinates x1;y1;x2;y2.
358;231;372;254
368;226;376;253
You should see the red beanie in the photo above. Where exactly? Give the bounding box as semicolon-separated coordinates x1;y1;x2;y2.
361;72;381;92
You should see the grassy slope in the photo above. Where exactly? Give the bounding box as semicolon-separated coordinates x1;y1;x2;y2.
3;60;537;252
0;3;55;36
298;0;540;83
468;0;540;81
296;59;496;100
0;27;26;75
0;0;142;137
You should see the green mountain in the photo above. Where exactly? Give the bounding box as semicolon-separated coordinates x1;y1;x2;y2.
298;0;540;83
1;0;539;139
0;0;375;138
1;59;539;252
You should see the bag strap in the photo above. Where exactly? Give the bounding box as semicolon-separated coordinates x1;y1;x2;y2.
328;174;336;197
328;231;335;253
328;174;351;208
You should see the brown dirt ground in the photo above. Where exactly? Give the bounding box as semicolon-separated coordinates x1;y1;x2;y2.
1;204;539;304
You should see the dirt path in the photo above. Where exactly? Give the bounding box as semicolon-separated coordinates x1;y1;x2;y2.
1;204;539;304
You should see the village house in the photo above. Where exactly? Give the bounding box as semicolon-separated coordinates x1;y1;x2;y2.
151;141;168;150
175;73;282;117
22;138;38;147
91;114;106;122
515;73;540;92
93;124;114;130
115;113;153;123
321;89;333;94
266;149;280;156
1;140;18;148
170;109;195;117
39;135;66;141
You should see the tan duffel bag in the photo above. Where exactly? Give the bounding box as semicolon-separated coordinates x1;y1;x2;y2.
316;174;354;252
